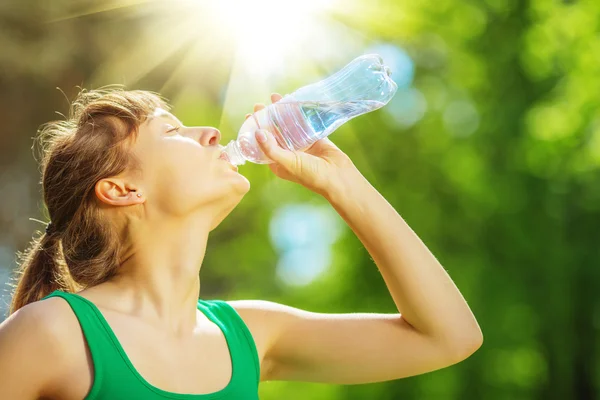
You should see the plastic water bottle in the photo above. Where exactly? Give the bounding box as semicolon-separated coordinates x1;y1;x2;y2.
221;54;398;166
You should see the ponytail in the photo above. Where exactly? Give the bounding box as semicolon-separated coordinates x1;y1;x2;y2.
9;230;79;315
9;88;167;315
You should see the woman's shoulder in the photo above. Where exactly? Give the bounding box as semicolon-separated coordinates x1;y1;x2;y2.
2;295;83;350
0;296;87;398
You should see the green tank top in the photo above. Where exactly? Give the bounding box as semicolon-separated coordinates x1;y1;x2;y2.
42;290;260;400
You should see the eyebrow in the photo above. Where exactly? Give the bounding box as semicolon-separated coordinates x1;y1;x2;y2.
147;111;183;126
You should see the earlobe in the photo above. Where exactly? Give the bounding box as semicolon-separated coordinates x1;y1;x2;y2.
125;190;145;205
135;192;145;203
95;179;143;207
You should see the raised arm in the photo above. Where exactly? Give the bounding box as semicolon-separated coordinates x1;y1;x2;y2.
323;165;483;354
232;168;482;383
232;100;482;384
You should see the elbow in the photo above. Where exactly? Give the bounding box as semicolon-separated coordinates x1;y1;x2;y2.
418;314;484;365
447;327;483;364
461;331;483;359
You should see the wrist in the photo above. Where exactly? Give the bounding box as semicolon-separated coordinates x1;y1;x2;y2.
321;164;368;204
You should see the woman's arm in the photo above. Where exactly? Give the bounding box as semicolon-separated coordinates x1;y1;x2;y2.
232;167;482;383
325;166;482;351
232;97;482;383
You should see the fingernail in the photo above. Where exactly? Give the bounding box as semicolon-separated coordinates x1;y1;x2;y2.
255;130;267;143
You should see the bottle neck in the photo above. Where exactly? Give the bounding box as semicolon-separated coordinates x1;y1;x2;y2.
223;140;246;166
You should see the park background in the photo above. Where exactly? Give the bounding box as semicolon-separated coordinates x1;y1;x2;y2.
0;0;598;399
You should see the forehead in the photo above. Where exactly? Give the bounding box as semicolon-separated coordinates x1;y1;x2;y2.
150;107;181;124
132;108;181;150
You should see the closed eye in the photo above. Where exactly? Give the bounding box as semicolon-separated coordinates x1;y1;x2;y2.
166;125;181;134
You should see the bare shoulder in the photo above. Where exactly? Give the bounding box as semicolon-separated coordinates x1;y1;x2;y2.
226;301;308;349
228;299;307;317
1;296;81;343
226;300;278;341
0;296;85;366
227;300;301;379
227;300;304;334
0;296;85;398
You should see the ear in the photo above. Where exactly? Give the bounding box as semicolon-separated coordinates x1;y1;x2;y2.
95;178;144;207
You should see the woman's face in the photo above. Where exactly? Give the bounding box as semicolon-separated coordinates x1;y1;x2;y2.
131;108;250;223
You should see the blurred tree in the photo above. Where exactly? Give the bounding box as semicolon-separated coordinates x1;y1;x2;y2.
1;0;599;399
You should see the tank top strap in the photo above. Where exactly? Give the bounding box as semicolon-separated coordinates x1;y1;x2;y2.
196;299;260;386
40;291;260;399
41;290;124;399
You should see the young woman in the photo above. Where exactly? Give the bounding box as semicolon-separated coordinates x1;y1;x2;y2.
0;88;482;399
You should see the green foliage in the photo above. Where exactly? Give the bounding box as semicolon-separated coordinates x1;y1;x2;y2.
0;0;598;398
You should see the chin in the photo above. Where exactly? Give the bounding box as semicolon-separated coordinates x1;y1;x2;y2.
228;171;251;195
230;180;250;207
209;194;246;231
210;179;250;229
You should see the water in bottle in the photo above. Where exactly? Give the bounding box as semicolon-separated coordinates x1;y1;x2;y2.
222;54;398;166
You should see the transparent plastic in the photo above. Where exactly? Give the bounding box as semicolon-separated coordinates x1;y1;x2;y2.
222;54;398;166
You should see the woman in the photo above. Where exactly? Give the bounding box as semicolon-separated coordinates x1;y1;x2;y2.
0;88;482;399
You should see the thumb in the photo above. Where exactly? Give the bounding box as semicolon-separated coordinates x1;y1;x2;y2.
255;129;297;168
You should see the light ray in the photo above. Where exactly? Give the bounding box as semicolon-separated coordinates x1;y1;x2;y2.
89;13;199;87
46;0;154;23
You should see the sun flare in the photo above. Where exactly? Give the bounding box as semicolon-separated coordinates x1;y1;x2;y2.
209;0;338;75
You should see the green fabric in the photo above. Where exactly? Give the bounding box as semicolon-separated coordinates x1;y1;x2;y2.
42;290;260;400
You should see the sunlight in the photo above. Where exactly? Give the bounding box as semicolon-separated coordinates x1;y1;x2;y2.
204;0;356;137
56;0;364;136
46;0;153;23
210;0;338;76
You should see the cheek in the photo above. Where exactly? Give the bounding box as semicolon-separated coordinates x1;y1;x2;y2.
150;168;212;215
177;160;225;200
145;143;248;212
162;144;210;186
146;156;202;198
190;164;251;203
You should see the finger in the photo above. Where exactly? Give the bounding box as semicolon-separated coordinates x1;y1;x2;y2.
271;93;283;103
308;137;340;152
255;130;296;167
253;103;266;113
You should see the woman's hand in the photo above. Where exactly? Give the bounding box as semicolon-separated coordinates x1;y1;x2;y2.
248;93;358;197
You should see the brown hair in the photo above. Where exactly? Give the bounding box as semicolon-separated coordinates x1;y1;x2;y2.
9;86;168;314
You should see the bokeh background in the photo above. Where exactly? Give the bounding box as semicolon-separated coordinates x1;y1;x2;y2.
1;0;599;399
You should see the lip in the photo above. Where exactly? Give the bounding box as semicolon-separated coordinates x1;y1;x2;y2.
218;151;238;172
218;151;230;162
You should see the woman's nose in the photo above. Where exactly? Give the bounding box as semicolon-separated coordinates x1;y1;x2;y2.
197;127;221;146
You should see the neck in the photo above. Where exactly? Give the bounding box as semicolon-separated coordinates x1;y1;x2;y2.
101;214;212;334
